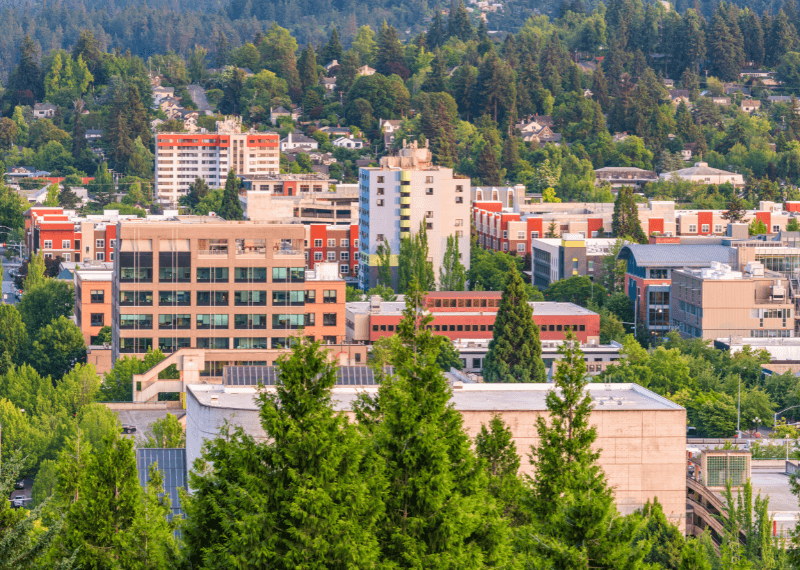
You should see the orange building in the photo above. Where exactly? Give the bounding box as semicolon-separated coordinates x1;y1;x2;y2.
75;268;113;345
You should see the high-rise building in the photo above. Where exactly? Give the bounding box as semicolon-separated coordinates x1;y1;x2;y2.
358;141;470;290
112;217;346;362
154;117;279;207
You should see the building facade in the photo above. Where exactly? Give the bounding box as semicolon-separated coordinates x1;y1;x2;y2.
358;142;470;289
112;218;347;362
75;268;113;346
306;224;359;281
154;118;279;207
532;235;617;289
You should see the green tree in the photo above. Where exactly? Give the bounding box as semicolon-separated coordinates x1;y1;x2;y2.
58;185;79;209
321;27;343;65
188;45;208;83
99;350;170;402
297;44;318;91
483;266;546;383
545;275;608;307
137;413;185;448
749;218;768;235
0;304;28;372
524;331;649;567
612;186;647;242
475;414;527;525
639;499;686;568
448;0;476;41
477;141;502;186
398;222;435;293
182;338;383;567
439;234;466;291
788;218;800;232
24;251;46;291
376;241;393;289
375;21;408;78
28;316;86;380
88;162;115;207
217;169;243;220
18;278;74;336
179;177;210;211
435;336;463;371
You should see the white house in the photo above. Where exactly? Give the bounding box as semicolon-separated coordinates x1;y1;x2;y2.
332;136;365;149
280;132;319;152
270;106;301;123
33;103;57;119
659;162;745;187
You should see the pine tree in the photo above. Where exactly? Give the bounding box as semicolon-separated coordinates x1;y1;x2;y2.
447;0;476;42
722;195;747;223
218;169;244;220
89;162;114;207
180;177;210;211
183;338;383;568
592;65;610;111
428;11;446;48
477;142;502;186
523;331;650;568
355;277;511;567
501;134;520;173
298;44;318;91
71;101;86;158
482;265;546;383
8;35;43;102
58;185;79;209
439;234;466;291
335;50;360;96
320;27;343;65
421;49;449;93
376;21;408;78
215;31;231;67
612;186;647;242
475;414;527;525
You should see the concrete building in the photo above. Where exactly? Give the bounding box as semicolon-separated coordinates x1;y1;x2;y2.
240;174;359;226
112;217;347;362
154;117;279;207
594;167;658;189
186;381;687;531
618;244;736;341
346;292;599;344
671;261;794;340
358;141;470;289
75;268;113;346
659;162;745;188
715;336;800;375
532;235;618;289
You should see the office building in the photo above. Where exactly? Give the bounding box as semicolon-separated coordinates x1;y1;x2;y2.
75;268;113;345
532;235;618;289
154;117;279;207
186;381;687;532
358;141;470;289
112;217;347;362
346;292;599;344
671;261;794;340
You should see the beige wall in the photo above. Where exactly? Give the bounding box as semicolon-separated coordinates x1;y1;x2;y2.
460;408;687;532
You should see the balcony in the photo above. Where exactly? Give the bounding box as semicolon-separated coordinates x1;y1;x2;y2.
274;249;303;256
400;196;411;205
198;249;228;256
400;220;411;228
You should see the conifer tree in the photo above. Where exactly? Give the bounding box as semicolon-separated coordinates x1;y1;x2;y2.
320;27;343;65
181;177;210;211
448;0;476;42
355;277;511;567
58;184;79;209
298;44;318;91
475;414;527;525
477;141;502;186
439;234;466;291
217;169;243;220
71;101;85;158
482;265;546;383
422;49;449;93
376;22;408;78
612;186;647;243
592;65;610;111
183;338;383;568
215;31;231;67
523;331;650;568
428;11;447;48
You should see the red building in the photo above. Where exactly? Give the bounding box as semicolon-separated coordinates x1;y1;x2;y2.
346;292;600;344
473;202;545;256
305;223;359;280
25;207;124;262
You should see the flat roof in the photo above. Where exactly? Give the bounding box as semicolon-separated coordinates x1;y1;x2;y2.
347;301;597;317
187;382;682;413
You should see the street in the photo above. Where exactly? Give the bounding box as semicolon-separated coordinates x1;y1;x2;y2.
2;256;21;305
187;84;212;114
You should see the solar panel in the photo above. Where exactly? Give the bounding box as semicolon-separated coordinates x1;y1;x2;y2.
136;448;186;520
223;365;394;386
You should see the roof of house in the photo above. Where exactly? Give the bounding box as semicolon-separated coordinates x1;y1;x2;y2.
617;244;734;267
595;167;657;175
281;133;317;144
662;164;737;177
668;89;690;98
33;103;57;110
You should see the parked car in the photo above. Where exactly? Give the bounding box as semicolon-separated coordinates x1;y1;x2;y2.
11;496;25;508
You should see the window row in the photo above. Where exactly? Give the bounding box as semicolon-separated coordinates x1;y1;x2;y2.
119;313;338;329
118;336;339;353
120;266;305;283
426;298;501;308
119;289;328;306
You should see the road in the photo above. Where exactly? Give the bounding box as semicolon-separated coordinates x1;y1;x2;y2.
187;84;212;114
1;259;20;305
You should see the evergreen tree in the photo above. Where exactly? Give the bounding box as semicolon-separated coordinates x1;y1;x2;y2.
183;338;383;568
71;101;86;158
421;49;449;93
439;234;466;291
298;44;318;91
217;169;244;220
482;265;546;383
448;0;476;42
428;11;447;48
355;277;511;567
501;133;520;173
180;177;210;211
612;186;647;243
58;185;79;209
722;195;747;223
376;22;408;78
477;141;502;186
320;27;343;65
88;162;115;207
335;50;360;96
523;331;650;568
215;31;231;67
8;35;43;103
475;414;527;525
475;51;515;124
592;65;610;111
568;63;582;94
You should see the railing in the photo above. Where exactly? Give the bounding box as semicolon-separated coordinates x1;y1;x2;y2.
274;249;303;256
198;249;228;256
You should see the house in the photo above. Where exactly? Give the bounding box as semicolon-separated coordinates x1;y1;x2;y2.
332;136;365;149
270;106;301;123
6;166;50;183
152;86;175;106
741;99;761;113
159;97;182;112
514;116;562;146
659;161;745;187
724;85;750;97
594;167;658;189
668;89;690;106
357;65;376;76
612;132;629;143
150;118;165;131
380;118;403;148
739;69;775;79
321;77;337;92
663;78;675;87
280;132;319;152
317;126;351;137
85;129;103;141
33;103;57;119
768;96;800;114
324;60;339;72
681;143;698;161
709;96;731;106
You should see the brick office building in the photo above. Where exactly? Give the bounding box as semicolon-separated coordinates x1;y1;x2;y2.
305;223;359;281
112;217;347;362
346;292;599;344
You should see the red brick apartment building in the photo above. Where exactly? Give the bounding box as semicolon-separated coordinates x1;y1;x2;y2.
346;291;599;344
305;223;359;280
25;207;122;262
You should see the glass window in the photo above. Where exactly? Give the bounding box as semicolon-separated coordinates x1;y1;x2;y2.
305;290;316;303
233;337;268;349
90;313;104;326
234;267;267;282
196;337;230;349
90;290;105;303
272;267;305;282
196;314;229;329
120;291;153;306
272;314;305;329
234;291;267;305
158;291;191;306
196;267;229;282
234;314;268;329
272;290;305;306
118;337;152;353
158;337;191;352
159;266;191;282
323;313;337;326
198;239;228;255
323;290;338;303
120;267;152;282
196;291;229;306
119;314;153;329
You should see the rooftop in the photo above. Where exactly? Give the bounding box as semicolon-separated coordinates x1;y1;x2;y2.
187;382;683;413
618;244;735;267
661;162;741;178
347;299;597;317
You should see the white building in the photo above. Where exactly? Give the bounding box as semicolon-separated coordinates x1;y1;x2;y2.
154;117;280;207
280;132;319;152
33;103;57;119
332;136;364;149
659;162;745;188
358;140;470;289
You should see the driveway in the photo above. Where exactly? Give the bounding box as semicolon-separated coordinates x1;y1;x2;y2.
188;84;212;114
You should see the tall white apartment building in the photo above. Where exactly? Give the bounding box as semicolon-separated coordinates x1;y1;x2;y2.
155;117;280;207
358;141;471;290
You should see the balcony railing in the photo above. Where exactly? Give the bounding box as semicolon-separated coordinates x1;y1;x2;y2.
198;249;228;256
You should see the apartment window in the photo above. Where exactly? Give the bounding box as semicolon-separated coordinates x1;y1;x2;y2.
327;239;335;247
196;291;229;306
272;314;305;329
456;185;464;193
425;188;434;195
118;337;153;354
159;291;191;306
196;338;229;349
531;231;539;238
503;243;508;251
340;265;349;274
327;251;336;261
588;260;594;271
572;258;579;273
305;290;316;303
426;211;434;218
503;230;508;239
196;314;229;329
96;252;105;261
311;251;321;261
340;239;348;248
196;267;229;283
74;239;80;250
233;337;268;349
377;234;385;242
688;224;697;233
159;266;191;282
773;225;781;232
234;314;267;329
714;224;723;233
425;176;433;183
90;290;105;303
455;197;463;204
377;176;384;183
323;290;338;303
119;314;152;329
517;243;525;252
96;239;105;249
159;314;191;329
62;240;71;249
376;199;384;206
234;267;267;282
272;267;305;282
120;291;153;306
323;313;337;326
62;253;71;261
90;313;104;327
235;291;267;306
455;219;463;227
272;290;304;306
701;224;709;233
341;252;349;261
377;187;384;195
43;240;52;249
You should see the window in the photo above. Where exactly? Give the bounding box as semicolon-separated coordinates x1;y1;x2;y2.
327;239;335;247
235;291;267;305
158;337;191;352
323;290;338;303
650;268;668;279
376;199;384;206
516;243;525;252
323;313;337;326
701;224;710;233
377;187;384;195
196;267;228;283
272;314;305;329
305;290;316;303
340;265;349;274
377;234;385;242
272;267;305;282
158;291;191;306
74;239;80;250
196;338;229;349
198;238;228;255
425;176;434;183
159;266;191;282
314;239;323;247
95;252;105;261
688;224;697;233
96;239;105;249
324;251;334;261
90;313;104;326
455;197;463;204
714;224;723;233
43;240;52;249
427;223;433;230
62;253;71;261
234;267;267;282
118;337;153;353
233;337;268;349
531;231;539;239
62;240;71;249
341;252;349;261
340;239;348;247
314;252;323;261
456;185;464;193
90;290;105;303
196;314;229;329
588;260;594;271
119;314;152;329
377;176;384;183
159;314;191;329
196;291;229;306
120;291;153;306
234;314;267;329
272;290;305;306
773;225;781;232
426;188;434;195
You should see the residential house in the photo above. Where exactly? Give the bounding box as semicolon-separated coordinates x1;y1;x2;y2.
709;96;731;106
741;99;761;113
594;167;658;189
280;132;319;152
663;78;675;87
152;86;175;107
85;129;103;141
324;60;339;73
659;162;744;187
740;69;774;79
33;103;57;119
159;96;182;113
380;118;403;148
681;143;698;161
514;115;562;146
270;106;301;123
321;77;337;92
332;136;364;149
317;126;351;137
357;65;376;76
724;85;750;97
668;89;690;106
